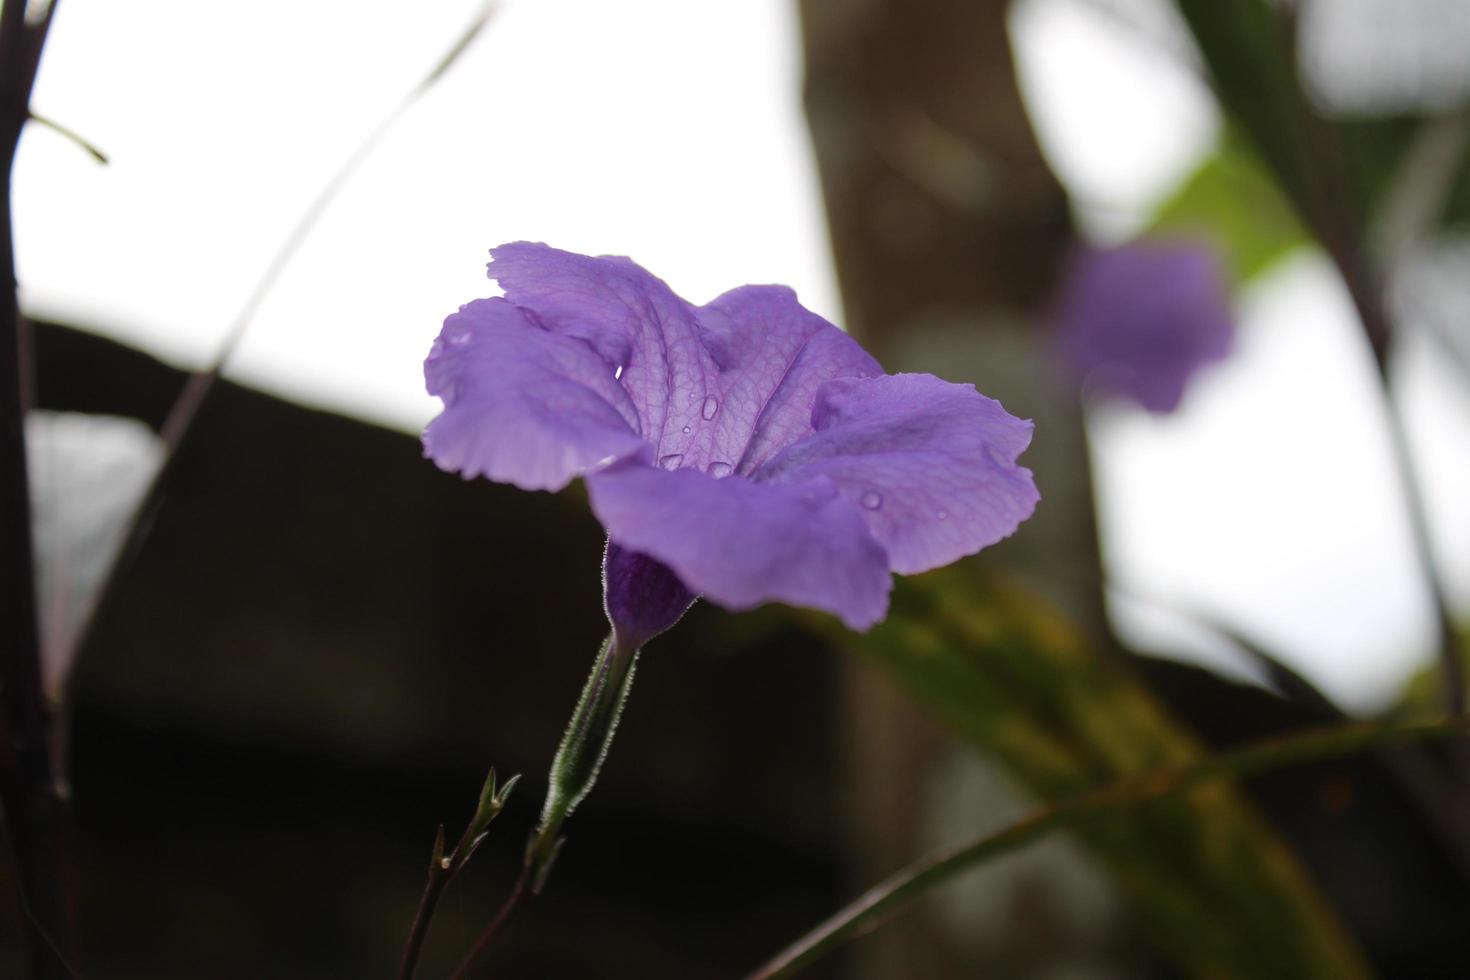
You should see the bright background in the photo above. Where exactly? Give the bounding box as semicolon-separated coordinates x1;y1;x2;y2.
17;0;1470;710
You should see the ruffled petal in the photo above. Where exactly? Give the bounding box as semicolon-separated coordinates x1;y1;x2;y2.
488;245;880;478
695;285;882;476
489;242;718;457
755;373;1039;575
422;298;647;491
586;461;892;631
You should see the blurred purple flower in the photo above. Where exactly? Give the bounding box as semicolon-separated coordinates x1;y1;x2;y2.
424;243;1038;648
1053;240;1234;414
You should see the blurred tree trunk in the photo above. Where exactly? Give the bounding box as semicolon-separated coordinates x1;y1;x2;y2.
798;1;1106;975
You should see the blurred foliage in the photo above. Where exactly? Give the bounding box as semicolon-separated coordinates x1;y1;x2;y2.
829;562;1371;980
1171;0;1470;272
1392;622;1470;720
1149;131;1309;283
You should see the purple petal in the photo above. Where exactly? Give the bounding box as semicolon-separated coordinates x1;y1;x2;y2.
696;285;882;475
489;243;718;460
586;461;892;630
602;541;696;652
488;245;880;479
423;298;648;491
1053;240;1234;414
755;374;1039;576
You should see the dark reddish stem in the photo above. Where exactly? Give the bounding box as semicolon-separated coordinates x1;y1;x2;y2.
446;861;535;980
0;0;77;976
397;861;451;980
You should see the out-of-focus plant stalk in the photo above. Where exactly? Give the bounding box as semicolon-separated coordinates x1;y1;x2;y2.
65;0;501;699
447;635;640;979
0;1;78;975
1173;0;1467;720
747;715;1470;980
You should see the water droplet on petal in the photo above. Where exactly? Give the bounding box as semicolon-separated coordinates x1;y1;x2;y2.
707;461;732;478
658;454;683;470
614;364;625;380
682;425;692;434
860;491;882;510
936;509;948;520
701;396;719;420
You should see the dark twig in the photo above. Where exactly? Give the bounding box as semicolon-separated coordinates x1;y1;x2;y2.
64;0;500;691
445;859;536;980
0;0;76;974
745;715;1470;980
397;768;519;980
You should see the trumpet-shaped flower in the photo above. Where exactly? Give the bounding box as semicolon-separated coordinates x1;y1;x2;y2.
424;243;1039;648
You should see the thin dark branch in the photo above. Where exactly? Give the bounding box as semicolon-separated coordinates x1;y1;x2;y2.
1;0;76;974
397;768;518;980
397;825;451;980
64;0;500;685
745;715;1470;980
446;859;535;980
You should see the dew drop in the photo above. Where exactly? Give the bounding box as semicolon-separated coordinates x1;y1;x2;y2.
658;453;683;470
701;396;719;420
614;364;625;380
682;424;692;434
707;461;733;478
936;509;948;520
860;491;883;510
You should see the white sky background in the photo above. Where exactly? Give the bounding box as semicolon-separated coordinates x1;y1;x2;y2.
16;0;1470;710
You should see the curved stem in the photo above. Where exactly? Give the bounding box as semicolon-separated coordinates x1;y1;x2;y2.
446;860;535;980
63;0;500;690
745;715;1470;980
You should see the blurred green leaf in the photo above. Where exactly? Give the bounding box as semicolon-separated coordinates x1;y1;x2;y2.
1172;1;1336;241
831;563;1372;980
1149;132;1309;284
751;713;1466;980
1172;2;1470;256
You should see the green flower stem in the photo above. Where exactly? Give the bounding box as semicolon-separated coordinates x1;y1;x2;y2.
745;715;1470;980
528;634;639;886
447;635;640;979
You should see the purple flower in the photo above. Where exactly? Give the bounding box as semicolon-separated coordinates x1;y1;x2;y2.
423;243;1039;648
1053;240;1234;414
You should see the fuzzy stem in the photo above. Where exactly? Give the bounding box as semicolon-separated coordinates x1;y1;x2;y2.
447;635;640;978
527;634;639;882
